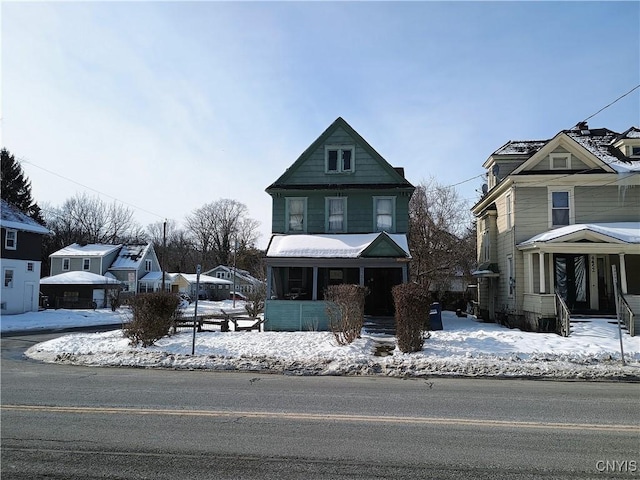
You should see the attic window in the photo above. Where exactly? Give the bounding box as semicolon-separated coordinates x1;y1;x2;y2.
550;154;571;170
631;146;640;158
325;146;355;173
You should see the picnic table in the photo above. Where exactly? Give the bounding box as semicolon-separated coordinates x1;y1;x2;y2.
172;310;265;334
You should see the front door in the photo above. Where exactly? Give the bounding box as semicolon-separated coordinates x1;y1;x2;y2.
364;268;403;316
555;254;589;312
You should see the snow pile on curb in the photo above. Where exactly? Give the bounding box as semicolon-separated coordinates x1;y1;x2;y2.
24;311;640;380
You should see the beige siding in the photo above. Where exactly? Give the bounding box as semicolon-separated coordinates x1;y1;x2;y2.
528;147;590;172
575;185;640;223
512;186;548;243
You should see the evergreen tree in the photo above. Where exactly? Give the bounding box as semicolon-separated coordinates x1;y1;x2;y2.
1;148;43;223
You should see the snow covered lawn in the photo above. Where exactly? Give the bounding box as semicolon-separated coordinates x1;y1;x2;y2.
4;303;639;380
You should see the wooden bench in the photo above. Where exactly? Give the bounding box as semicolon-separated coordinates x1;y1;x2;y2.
172;314;230;334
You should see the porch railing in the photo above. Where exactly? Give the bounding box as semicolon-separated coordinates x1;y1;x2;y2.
617;294;635;337
555;290;571;337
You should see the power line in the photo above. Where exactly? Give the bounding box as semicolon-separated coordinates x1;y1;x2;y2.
18;157;165;221
579;84;640;125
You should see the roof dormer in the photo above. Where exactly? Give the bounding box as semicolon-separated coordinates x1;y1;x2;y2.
611;126;640;158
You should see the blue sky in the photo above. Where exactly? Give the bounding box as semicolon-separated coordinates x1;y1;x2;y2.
2;1;639;248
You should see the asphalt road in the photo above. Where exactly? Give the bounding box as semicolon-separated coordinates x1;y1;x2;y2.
2;332;639;479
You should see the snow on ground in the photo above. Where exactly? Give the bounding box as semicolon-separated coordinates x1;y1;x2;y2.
4;304;640;380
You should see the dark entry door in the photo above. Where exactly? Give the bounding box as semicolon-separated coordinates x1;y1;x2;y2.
364;268;403;316
554;254;589;312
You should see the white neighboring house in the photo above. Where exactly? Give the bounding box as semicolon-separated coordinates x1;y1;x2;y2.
0;200;50;314
203;265;265;296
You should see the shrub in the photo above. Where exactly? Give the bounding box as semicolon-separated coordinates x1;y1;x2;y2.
244;282;267;318
325;284;369;345
393;283;430;353
123;292;181;347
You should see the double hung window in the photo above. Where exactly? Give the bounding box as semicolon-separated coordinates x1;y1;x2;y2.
374;197;395;232
326;197;346;232
286;198;307;232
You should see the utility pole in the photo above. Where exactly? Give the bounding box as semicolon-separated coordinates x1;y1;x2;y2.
162;220;167;292
191;264;201;355
232;238;237;308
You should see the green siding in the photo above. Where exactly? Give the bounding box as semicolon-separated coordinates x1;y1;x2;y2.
264;300;332;331
271;190;411;234
575;186;640;223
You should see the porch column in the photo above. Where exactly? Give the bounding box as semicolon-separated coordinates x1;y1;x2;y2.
312;266;318;301
619;253;628;295
402;264;408;283
548;253;555;293
539;252;546;294
525;253;533;293
266;265;272;299
359;266;365;286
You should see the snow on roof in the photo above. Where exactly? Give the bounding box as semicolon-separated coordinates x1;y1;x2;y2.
41;271;122;285
519;223;640;246
139;271;172;282
110;244;150;269
0;200;50;234
565;129;640;172
266;233;409;258
51;243;122;257
177;273;233;285
492;140;547;156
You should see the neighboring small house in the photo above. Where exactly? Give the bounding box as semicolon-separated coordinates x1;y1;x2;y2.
171;273;233;301
40;271;122;309
49;243;165;296
0;200;50;314
471;123;640;334
203;265;264;295
264;117;415;331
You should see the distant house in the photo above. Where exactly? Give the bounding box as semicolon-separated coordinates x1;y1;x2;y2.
471;123;640;335
264;117;415;331
203;265;264;296
0;200;50;314
49;243;166;303
171;273;233;301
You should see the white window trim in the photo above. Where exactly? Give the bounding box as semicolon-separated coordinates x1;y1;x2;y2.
3;268;14;288
285;197;308;233
324;145;355;174
62;258;71;271
145;259;152;272
373;196;396;233
506;255;514;298
325;197;347;233
630;145;640;158
83;258;91;271
4;229;17;250
550;153;571;170
548;186;575;228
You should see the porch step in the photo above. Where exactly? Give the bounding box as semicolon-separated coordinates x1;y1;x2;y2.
363;316;396;335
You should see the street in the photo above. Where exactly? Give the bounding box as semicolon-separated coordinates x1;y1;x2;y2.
2;332;639;479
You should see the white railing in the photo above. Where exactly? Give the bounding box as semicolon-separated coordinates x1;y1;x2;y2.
617;294;635;337
555;291;571;337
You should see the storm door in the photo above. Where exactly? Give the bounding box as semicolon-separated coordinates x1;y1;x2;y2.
554;254;589;312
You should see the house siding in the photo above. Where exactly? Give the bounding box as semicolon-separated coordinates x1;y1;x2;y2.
574;185;640;223
1;230;42;261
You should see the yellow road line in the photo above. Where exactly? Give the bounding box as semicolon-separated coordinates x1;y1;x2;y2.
2;404;637;433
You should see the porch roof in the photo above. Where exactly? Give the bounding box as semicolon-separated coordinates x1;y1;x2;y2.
266;233;410;259
41;271;122;285
517;222;640;252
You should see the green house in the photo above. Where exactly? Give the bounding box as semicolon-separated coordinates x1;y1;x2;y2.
264;117;415;331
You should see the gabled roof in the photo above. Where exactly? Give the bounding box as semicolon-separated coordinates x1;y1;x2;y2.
507;127;640;175
203;265;263;284
0;199;50;235
518;223;640;248
51;243;122;258
266;117;413;191
109;244;153;270
265;232;410;259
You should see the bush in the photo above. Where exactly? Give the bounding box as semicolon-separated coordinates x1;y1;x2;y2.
393;283;430;353
123;292;181;347
244;282;267;318
325;284;369;345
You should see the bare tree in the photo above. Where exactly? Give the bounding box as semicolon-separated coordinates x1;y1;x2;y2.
185;199;260;270
147;220;196;273
408;177;475;293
